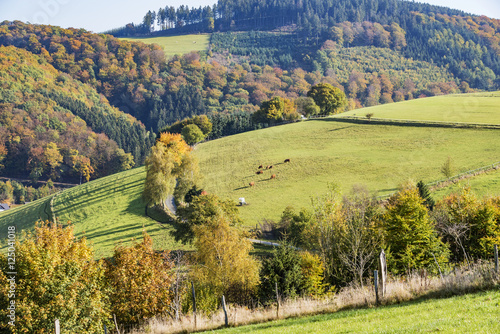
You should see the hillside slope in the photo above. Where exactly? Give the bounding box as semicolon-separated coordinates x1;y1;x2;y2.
339;91;500;124
194;92;500;225
0;167;190;258
3;93;500;253
0;45;147;182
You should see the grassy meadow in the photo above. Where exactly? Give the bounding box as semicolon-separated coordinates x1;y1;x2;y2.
120;34;210;57
0;167;190;258
200;290;500;334
0;196;51;241
339;91;500;124
432;168;500;200
195;118;500;226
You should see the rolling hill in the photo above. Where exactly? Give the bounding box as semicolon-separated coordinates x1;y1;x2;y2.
0;167;190;258
2;92;500;256
339;91;500;124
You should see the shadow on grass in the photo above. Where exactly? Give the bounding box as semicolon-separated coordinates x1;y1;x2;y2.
218;288;498;334
77;222;146;243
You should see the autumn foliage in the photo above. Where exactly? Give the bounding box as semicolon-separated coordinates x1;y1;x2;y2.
0;221;109;333
105;232;174;325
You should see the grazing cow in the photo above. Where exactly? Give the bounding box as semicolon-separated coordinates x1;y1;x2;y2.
256;170;263;175
284;158;290;163
258;164;263;169
266;165;273;169
200;190;208;196
249;181;255;187
270;174;276;179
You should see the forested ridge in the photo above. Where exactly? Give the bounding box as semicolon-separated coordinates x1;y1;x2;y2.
113;0;500;91
0;46;140;182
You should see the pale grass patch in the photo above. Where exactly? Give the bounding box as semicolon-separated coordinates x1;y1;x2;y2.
130;262;498;334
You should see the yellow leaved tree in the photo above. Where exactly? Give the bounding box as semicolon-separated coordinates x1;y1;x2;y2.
0;221;109;333
143;132;199;208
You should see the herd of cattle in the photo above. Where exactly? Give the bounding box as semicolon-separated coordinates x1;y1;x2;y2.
249;158;291;187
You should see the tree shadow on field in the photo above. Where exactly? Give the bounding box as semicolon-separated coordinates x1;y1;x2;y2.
328;125;355;132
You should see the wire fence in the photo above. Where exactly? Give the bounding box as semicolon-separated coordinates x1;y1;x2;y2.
376;161;500;200
331;116;500;129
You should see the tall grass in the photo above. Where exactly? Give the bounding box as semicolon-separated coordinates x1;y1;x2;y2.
129;261;499;334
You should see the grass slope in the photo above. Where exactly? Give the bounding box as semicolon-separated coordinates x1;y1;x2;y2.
0;196;52;238
202;290;500;333
0;167;190;258
3;94;500;253
196;117;500;226
120;34;210;57
340;91;500;124
432;168;500;200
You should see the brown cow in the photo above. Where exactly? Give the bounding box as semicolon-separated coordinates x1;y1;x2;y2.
256;170;263;175
284;158;290;163
258;165;263;169
266;165;273;169
270;174;276;179
249;181;255;187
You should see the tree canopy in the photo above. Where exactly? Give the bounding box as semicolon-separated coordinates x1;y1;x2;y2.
307;83;347;115
143;132;198;208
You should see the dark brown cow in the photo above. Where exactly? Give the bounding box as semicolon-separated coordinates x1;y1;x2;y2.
258;165;263;169
249;181;255;187
266;165;273;169
284;158;290;163
256;170;263;175
270;174;276;179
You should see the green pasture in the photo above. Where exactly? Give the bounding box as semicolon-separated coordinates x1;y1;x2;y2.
51;167;190;258
203;290;500;333
432;168;500;200
0;196;51;242
120;34;210;57
3;94;500;255
195;119;500;226
0;168;190;258
339;91;500;124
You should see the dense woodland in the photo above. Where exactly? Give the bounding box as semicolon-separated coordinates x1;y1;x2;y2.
113;0;500;91
0;46;140;183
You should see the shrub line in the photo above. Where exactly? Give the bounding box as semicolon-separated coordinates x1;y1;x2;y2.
331;115;500;129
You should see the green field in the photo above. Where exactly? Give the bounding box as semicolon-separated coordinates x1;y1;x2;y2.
339;91;500;124
0;167;190;258
432;168;500;200
202;290;500;333
3;93;500;254
195;119;500;225
120;34;210;57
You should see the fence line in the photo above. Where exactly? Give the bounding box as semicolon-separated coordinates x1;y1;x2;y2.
331;116;500;130
376;161;500;200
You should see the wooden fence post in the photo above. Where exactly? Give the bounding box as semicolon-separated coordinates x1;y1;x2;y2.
275;281;280;319
432;253;444;281
54;319;60;334
379;249;387;297
113;314;120;334
374;270;379;306
191;282;197;330
222;295;228;327
494;244;499;275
